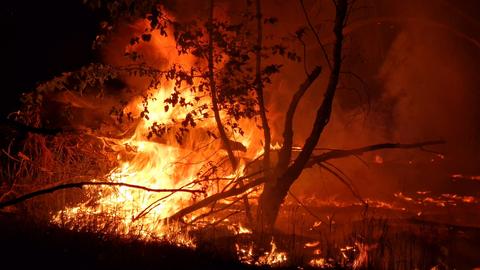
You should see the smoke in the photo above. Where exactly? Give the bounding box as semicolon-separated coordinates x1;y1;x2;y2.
288;0;480;201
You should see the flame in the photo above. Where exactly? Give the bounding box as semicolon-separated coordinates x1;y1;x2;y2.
257;239;288;266
50;18;267;246
237;223;253;234
309;257;332;268
305;241;320;248
395;191;479;207
235;238;288;266
451;174;480;181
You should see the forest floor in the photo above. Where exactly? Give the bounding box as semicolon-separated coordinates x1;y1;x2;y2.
0;214;261;270
1;207;480;270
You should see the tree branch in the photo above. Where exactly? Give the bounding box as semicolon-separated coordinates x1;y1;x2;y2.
208;0;238;170
299;0;332;70
280;0;348;188
277;66;322;170
0;182;203;209
307;140;446;167
255;0;271;175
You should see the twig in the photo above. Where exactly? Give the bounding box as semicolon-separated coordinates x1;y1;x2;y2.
288;191;325;224
189;195;244;224
318;162;366;205
168;177;265;221
209;210;242;228
1;149;20;162
308;140;445;166
299;0;332;70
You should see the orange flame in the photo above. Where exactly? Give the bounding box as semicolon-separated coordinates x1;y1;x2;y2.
51;18;267;245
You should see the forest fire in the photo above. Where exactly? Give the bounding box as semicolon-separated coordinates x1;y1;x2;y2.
49;77;266;244
1;0;480;269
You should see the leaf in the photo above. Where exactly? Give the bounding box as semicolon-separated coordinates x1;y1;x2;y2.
141;34;152;42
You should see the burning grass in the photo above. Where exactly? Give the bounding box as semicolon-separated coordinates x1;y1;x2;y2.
0;132;115;218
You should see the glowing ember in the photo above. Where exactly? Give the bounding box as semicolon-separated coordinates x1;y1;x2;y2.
451;174;480;182
374;155;384;164
395;191;479;207
305;241;320;248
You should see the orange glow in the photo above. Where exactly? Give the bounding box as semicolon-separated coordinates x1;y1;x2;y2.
50;18;267;245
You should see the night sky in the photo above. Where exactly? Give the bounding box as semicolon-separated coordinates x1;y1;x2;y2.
0;0;99;118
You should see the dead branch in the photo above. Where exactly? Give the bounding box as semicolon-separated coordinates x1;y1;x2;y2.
132;192;178;222
208;210;242;228
318;162;365;205
0;181;203;209
279;0;348;188
307;140;445;166
132;170;264;222
277;66;322;169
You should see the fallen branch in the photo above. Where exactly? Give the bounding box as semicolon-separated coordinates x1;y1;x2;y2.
168;177;265;221
0;181;204;209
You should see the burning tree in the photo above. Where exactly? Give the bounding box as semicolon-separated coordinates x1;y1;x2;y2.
0;0;444;260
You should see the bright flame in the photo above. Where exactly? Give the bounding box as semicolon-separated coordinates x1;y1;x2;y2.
51;19;268;246
235;238;288;266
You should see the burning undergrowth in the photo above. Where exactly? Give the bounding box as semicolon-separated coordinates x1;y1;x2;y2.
2;6;275;262
1;0;480;269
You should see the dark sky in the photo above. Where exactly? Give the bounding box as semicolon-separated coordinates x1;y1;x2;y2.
0;0;99;118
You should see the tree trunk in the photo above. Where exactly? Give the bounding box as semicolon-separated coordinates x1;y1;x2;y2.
256;174;291;235
255;0;348;237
